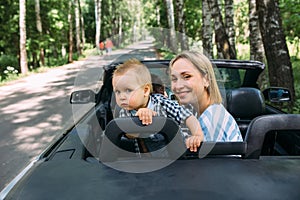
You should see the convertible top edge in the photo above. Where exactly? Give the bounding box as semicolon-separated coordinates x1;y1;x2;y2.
103;59;265;71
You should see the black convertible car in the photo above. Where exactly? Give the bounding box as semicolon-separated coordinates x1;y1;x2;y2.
1;59;300;200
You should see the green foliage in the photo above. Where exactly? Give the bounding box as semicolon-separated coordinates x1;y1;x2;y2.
234;0;249;44
46;57;68;67
155;46;176;59
0;66;19;82
142;0;161;27
0;0;19;55
293;84;300;114
0;55;19;81
292;57;300;113
0;0;299;92
183;0;202;40
84;0;133;46
0;55;19;68
292;57;300;80
143;0;169;28
280;0;300;41
83;0;96;45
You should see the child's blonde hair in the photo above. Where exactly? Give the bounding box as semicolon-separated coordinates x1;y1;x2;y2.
113;58;152;91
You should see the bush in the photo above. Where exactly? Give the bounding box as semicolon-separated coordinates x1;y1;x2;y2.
0;55;19;81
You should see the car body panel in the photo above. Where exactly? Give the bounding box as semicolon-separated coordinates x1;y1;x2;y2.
3;158;300;200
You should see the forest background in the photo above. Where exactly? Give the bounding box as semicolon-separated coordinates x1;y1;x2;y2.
0;0;299;113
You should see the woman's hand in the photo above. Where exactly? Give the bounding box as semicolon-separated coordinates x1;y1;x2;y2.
136;108;157;125
185;135;202;152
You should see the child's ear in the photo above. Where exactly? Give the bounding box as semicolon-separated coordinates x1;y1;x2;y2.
144;84;151;96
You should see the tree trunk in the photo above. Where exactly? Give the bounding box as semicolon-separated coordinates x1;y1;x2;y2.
207;0;236;59
249;0;266;89
68;1;73;63
202;0;213;58
175;0;188;51
224;0;236;56
249;0;264;62
164;0;178;53
75;0;82;55
95;0;102;49
19;0;28;74
118;15;122;47
34;0;44;66
79;0;85;51
257;0;295;103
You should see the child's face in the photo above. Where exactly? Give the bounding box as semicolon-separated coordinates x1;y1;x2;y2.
112;71;150;111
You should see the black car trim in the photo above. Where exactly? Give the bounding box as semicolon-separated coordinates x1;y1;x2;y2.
245;114;300;158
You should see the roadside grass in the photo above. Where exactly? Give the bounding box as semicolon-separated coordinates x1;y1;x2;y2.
0;50;92;86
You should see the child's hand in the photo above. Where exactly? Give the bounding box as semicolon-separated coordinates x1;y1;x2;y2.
136;108;157;125
185;135;202;152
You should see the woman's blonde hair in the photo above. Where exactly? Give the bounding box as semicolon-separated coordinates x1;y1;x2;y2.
113;58;152;91
169;51;222;104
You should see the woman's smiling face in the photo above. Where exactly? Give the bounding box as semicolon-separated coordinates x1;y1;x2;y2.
170;58;209;107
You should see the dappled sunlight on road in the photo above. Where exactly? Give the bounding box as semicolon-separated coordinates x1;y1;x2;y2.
0;59;82;190
1;96;42;115
0;38;158;191
12;114;63;154
11;111;42;124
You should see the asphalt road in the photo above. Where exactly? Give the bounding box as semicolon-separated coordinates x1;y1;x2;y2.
0;38;157;191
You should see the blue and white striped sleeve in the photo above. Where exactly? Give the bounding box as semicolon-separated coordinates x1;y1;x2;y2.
199;104;242;142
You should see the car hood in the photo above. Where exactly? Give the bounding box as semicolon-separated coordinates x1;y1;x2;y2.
4;158;300;200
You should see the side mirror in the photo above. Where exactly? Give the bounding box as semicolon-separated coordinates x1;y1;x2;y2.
263;87;291;103
70;89;96;104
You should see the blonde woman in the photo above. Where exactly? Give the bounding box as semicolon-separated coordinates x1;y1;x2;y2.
169;51;242;147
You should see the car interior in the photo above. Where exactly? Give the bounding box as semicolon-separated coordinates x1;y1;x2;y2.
226;87;266;138
67;59;300;162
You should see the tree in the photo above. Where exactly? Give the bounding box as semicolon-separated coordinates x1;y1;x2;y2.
128;0;140;43
175;0;188;51
224;0;236;56
34;0;44;66
79;0;85;50
202;0;213;57
207;0;236;59
75;0;82;55
257;0;295;104
19;0;28;74
249;0;264;62
94;0;102;49
68;0;73;63
164;0;178;53
249;0;266;88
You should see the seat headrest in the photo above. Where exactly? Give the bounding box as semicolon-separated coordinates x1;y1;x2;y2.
226;87;265;119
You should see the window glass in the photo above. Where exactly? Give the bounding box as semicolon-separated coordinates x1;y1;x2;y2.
216;68;245;90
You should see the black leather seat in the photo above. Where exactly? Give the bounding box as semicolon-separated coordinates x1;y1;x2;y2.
226;87;265;138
